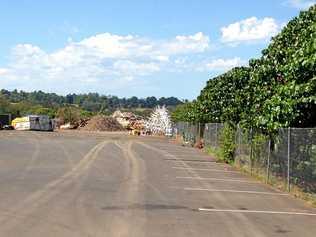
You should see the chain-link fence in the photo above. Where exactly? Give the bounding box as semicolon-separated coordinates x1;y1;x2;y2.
203;123;223;149
174;122;316;195
174;122;200;144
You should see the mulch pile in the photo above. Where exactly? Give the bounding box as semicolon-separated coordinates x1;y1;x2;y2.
79;115;124;131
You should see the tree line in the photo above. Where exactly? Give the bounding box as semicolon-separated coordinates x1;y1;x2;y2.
0;89;183;115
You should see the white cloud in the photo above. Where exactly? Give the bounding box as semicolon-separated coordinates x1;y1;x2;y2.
162;32;210;54
286;0;315;9
113;60;160;76
79;33;140;58
169;57;245;73
77;32;209;58
0;32;211;94
221;17;280;44
0;68;9;75
196;57;245;72
204;57;244;71
151;55;169;62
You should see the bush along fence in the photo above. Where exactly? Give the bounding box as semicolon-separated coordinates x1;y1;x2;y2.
173;122;316;198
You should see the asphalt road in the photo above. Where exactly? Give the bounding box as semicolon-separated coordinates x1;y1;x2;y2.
0;131;316;237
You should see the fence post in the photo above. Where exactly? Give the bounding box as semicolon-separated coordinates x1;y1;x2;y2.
250;128;253;175
205;124;208;145
215;123;218;148
195;122;200;142
237;125;241;157
287;128;291;192
266;139;271;184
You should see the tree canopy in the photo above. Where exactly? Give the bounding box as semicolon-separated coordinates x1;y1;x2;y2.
172;5;316;131
0;89;183;116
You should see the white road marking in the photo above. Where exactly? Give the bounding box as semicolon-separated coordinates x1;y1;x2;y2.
176;176;259;183
168;154;211;157
172;167;238;173
168;160;221;164
198;208;316;216
166;160;229;167
182;188;289;196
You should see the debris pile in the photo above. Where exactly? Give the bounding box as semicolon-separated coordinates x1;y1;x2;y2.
58;119;89;130
128;120;147;135
129;120;145;131
77;119;89;128
112;110;139;128
112;110;147;135
60;123;77;130
79;115;124;131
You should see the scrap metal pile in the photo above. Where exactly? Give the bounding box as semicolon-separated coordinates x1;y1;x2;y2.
112;106;172;136
145;105;172;136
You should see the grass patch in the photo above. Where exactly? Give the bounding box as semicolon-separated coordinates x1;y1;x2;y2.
204;146;228;164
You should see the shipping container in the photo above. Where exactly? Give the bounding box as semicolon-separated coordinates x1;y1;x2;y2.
11;115;54;131
0;114;11;127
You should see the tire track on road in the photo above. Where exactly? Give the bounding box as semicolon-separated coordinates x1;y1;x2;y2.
104;140;146;237
23;135;41;172
53;139;76;170
0;140;109;234
73;142;121;237
0;135;41;188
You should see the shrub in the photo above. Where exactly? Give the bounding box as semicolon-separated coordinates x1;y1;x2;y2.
219;123;236;163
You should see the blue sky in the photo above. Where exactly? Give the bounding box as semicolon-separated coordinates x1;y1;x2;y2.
0;0;315;99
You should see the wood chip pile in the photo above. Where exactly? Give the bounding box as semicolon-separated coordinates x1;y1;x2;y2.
79;115;124;131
